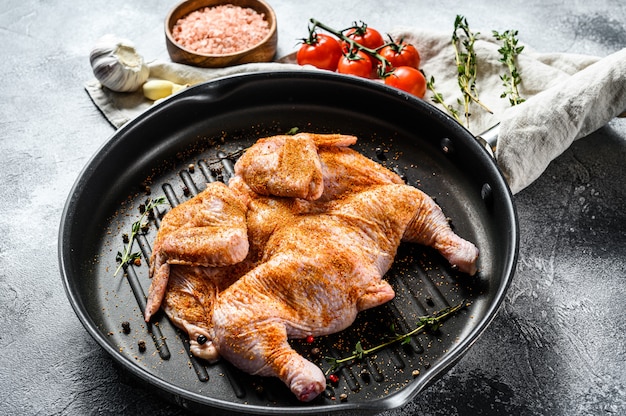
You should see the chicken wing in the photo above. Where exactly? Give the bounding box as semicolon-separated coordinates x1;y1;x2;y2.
233;132;358;200
145;181;249;321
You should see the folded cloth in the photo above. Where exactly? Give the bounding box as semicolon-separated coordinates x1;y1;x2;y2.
495;48;626;193
85;29;626;194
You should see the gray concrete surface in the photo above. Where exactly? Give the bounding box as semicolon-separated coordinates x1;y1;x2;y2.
1;0;625;415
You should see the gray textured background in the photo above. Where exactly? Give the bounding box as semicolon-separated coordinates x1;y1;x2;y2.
1;0;625;415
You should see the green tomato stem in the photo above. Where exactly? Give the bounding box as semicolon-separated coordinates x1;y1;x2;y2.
309;18;393;75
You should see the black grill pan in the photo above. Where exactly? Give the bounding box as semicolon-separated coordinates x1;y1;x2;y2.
59;71;518;415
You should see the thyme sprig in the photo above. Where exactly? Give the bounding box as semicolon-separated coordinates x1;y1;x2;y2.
452;15;493;127
324;301;469;374
427;76;463;124
493;29;525;106
114;196;167;276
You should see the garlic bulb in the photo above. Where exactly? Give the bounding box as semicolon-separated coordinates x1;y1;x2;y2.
90;34;149;92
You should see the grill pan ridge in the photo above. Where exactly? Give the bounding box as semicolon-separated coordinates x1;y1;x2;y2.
59;71;518;415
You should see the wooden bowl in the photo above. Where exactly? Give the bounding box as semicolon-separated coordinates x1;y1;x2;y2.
165;0;277;68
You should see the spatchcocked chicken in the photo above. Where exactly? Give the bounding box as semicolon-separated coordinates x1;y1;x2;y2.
144;133;479;402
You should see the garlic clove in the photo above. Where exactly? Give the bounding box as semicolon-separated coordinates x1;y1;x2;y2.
90;34;150;93
142;80;188;101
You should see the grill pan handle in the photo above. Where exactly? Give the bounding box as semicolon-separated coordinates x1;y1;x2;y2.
476;123;500;159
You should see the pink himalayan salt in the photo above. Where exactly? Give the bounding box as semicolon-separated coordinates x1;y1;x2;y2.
172;4;270;55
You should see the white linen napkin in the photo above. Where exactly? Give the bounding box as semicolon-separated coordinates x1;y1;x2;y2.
85;29;626;194
495;49;626;193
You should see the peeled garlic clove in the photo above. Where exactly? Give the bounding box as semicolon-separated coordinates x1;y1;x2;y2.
90;34;149;92
142;80;187;101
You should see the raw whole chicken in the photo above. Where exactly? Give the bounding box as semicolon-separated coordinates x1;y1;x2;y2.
144;132;479;402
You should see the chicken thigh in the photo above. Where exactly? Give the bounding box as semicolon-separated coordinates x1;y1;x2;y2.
162;262;253;361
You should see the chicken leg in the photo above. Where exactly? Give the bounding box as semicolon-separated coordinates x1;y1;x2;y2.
208;183;477;401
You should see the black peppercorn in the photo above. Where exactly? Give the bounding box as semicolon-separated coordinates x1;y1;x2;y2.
375;147;387;161
360;369;370;382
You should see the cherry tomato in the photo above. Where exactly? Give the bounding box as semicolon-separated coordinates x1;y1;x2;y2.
384;66;427;98
297;33;342;71
342;24;384;52
337;50;374;78
379;41;421;70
